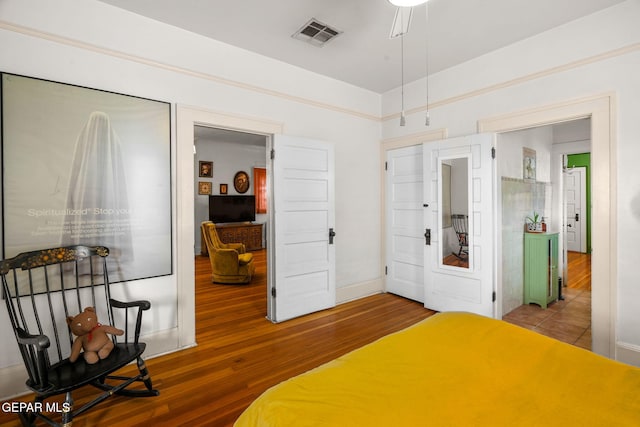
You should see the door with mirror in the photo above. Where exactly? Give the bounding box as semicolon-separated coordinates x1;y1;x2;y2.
423;134;495;317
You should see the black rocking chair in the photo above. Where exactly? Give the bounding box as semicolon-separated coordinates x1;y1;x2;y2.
0;245;159;426
451;214;469;260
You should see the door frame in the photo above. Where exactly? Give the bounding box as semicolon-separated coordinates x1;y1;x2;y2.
176;104;283;348
478;93;616;358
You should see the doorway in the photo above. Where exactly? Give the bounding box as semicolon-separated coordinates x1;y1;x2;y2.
498;118;592;349
175;105;283;349
478;94;613;358
193;126;268;257
181;110;337;330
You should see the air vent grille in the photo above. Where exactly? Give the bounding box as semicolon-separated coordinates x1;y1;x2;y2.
292;18;342;47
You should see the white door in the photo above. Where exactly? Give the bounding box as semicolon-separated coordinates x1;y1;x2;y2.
268;135;336;322
423;134;495;317
385;145;424;302
564;166;587;253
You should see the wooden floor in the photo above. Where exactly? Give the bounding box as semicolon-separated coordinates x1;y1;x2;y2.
0;250;435;427
442;253;469;269
503;251;592;349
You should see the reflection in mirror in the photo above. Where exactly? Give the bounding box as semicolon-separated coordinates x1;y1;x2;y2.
441;157;469;269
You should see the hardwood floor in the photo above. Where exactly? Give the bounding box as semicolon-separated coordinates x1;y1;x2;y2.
0;250;434;427
503;251;591;350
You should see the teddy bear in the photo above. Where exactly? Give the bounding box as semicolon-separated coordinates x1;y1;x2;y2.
66;307;124;364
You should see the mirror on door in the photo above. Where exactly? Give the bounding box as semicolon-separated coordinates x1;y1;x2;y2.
440;156;470;269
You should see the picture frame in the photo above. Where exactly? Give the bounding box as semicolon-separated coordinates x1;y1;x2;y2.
234;171;250;194
523;147;536;182
1;72;172;287
199;161;213;178
220;183;228;195
198;181;212;195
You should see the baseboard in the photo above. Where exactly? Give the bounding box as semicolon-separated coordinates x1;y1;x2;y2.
616;341;640;367
336;278;383;304
0;327;188;401
0;364;30;400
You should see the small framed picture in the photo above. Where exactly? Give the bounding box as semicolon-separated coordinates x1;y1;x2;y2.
523;148;536;182
198;181;212;195
199;161;213;178
220;183;228;195
234;171;250;194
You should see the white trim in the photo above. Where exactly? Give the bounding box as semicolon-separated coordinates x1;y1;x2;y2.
336;279;383;304
176;105;284;348
2;19;638;125
0;20;379;122
616;341;640;367
383;43;640;122
381;128;448;151
0;364;29;400
478;93;616;359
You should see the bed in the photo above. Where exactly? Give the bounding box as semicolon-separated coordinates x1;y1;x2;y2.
235;312;640;426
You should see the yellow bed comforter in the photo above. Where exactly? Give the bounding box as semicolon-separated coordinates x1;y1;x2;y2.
235;312;640;426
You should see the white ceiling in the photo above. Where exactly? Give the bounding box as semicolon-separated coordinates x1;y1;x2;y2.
98;0;624;94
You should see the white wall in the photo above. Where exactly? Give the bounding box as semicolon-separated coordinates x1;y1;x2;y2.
382;0;640;363
194;138;267;253
0;0;382;398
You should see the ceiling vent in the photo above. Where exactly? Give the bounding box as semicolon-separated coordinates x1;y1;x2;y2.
292;18;342;47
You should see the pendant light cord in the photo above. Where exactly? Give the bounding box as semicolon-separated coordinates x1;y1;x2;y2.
400;20;406;126
424;3;430;126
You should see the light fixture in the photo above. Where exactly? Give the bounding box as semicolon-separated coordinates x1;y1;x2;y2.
392;7;409;127
424;2;430;126
388;0;429;7
389;2;431;127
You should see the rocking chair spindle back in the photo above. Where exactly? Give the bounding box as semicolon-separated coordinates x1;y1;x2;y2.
1;245;158;427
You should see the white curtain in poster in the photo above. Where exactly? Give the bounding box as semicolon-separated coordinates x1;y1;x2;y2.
1;73;172;286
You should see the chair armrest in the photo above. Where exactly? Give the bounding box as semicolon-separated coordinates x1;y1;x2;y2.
223;242;246;253
214;248;240;261
213;249;240;274
16;329;51;391
16;329;50;350
110;299;151;311
109;299;152;344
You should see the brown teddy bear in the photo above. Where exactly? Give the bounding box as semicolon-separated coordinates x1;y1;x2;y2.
66;307;124;364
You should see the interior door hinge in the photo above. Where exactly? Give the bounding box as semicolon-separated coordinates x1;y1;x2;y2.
385;161;388;171
385;266;388;275
271;287;276;297
492;291;496;302
270;149;275;160
491;147;496;159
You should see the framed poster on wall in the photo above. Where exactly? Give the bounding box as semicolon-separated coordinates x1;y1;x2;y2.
1;73;172;286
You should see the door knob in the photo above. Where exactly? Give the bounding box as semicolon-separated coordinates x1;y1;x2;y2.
329;228;336;244
424;228;431;246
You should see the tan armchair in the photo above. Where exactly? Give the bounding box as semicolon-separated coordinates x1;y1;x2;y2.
201;221;255;284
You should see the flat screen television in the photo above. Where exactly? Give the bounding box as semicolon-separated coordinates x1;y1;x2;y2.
209;195;256;223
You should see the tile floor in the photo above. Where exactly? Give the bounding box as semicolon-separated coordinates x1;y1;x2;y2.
503;287;591;350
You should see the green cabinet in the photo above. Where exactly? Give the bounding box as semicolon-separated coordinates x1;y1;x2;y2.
524;232;559;309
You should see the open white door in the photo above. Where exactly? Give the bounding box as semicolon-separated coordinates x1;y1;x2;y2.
423;134;496;317
385;145;425;302
564;166;587;253
268;135;336;322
